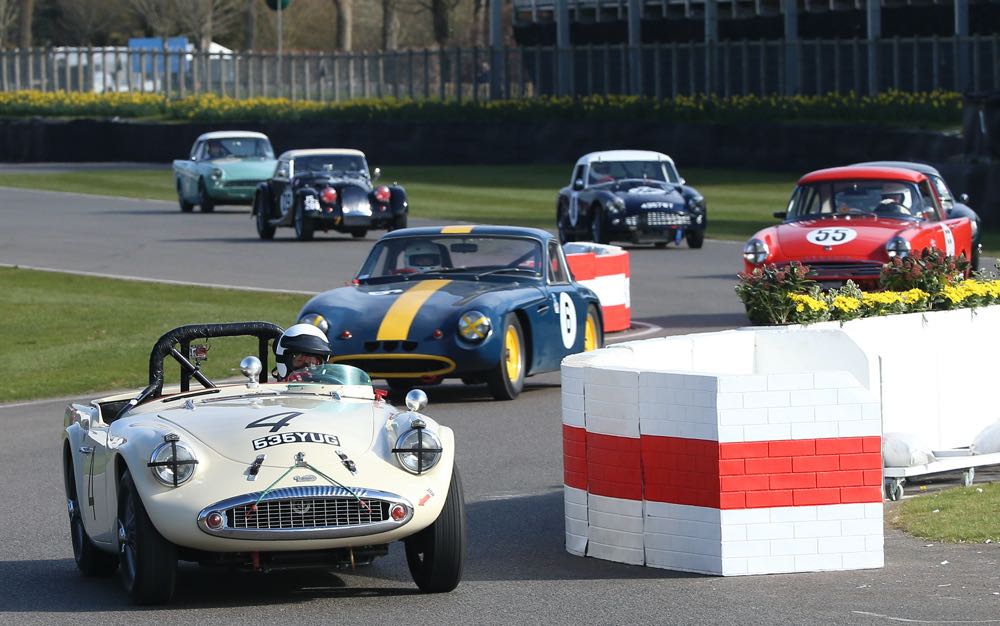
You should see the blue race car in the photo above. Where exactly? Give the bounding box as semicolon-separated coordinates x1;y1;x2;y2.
296;225;605;400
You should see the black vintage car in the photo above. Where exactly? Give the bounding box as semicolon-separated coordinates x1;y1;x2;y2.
253;149;408;241
556;150;707;248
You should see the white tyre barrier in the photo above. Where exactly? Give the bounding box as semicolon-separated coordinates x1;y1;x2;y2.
564;243;631;332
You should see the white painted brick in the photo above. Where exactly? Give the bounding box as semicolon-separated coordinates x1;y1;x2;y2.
646;549;721;575
813;371;862;389
744;423;793;441
691;390;717;408
746;523;794;541
720;557;748;576
645;517;722;541
865;535;884;552
718;375;768;393
561;376;585;398
565;518;588;537
815;404;862;422
790;422;840;440
770;538;819;556
586;397;638;422
721;508;771;525
564;486;588;505
639;419;681;438
745;555;796;575
565;502;588;521
679;421;719;440
562;407;585;428
687;405;720;424
638;402;667;422
767;373;814;391
817;536;867;554
720;524;747;542
719;408;768;425
686;375;719;392
562;392;585;411
790;389;839;407
742;391;791;409
838;387;874;405
589;509;644;533
817;503;868;521
585;415;639;438
645;533;723;557
767;406;816;424
842;519;884;536
721;540;771;558
588;527;644;550
794;554;843;571
842;551;884;569
587;541;644;565
585;367;638;389
793;520;844;538
644;502;721;524
589;494;643;517
565;532;587;556
861;403;881;420
717;393;743;410
839;420;882;438
639;371;684;390
864;503;884;519
717;426;745;442
769;506;818;523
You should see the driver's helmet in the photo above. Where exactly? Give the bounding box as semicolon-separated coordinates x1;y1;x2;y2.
274;323;333;380
403;241;443;271
881;184;911;208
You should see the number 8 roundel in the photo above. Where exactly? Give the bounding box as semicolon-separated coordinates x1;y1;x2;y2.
806;227;857;246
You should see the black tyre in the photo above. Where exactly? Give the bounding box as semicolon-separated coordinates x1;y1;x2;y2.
177;181;193;213
589;207;607;244
583;304;604;352
65;455;118;577
294;200;314;241
486;313;525;401
389;213;408;231
117;471;177;605
653;241;668;249
557;201;574;244
685;229;704;249
351;228;368;239
405;466;466;593
254;194;276;240
198;180;215;213
971;244;981;274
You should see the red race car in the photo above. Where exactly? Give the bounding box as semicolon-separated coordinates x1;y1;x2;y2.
742;166;975;288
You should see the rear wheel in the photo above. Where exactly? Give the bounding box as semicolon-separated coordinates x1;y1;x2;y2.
198;180;215;213
177;181;193;213
255;194;276;240
65;455;118;577
389;214;408;231
685;229;704;249
405;467;466;593
351;228;368;239
118;471;177;605
589;207;607;244
486;314;525;400
294;200;314;241
584;304;604;352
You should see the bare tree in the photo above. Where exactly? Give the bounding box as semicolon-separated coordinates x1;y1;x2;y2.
381;0;399;51
127;0;178;39
243;0;256;49
332;0;351;51
173;0;241;51
56;0;114;45
17;0;32;47
0;0;17;49
415;0;460;47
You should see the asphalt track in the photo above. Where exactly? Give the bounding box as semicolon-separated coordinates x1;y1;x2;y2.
1;187;998;624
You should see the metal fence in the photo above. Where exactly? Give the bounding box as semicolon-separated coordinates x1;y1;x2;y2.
0;35;996;100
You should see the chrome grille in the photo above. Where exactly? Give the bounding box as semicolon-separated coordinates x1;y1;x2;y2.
228;497;389;530
223;179;261;188
626;212;691;227
805;262;883;278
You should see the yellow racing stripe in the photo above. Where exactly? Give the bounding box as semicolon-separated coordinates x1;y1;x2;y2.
441;225;475;234
376;280;452;340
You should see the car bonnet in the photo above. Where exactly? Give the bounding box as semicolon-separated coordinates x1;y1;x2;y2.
773;218;916;259
154;393;378;465
616;182;686;208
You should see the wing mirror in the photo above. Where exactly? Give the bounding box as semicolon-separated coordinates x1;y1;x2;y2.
773;211;787;220
372;167;382;182
959;193;969;203
679;177;687;185
572;178;584;191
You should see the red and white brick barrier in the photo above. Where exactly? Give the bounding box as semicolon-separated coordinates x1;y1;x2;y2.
564;243;631;332
562;328;884;575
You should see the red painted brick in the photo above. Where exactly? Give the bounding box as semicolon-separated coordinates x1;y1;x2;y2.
863;469;883;486
721;474;770;492
840;486;883;504
815;470;864;488
564;471;587;490
793;455;840;472
839;453;883;471
720;441;769;459
719;459;745;475
563;424;587;442
769;439;816;457
792;488;842;506
862;436;882;453
815;438;863;455
745;490;793;508
745;457;792;474
588;479;642;501
563;457;588;476
770;472;817;489
719;492;746;509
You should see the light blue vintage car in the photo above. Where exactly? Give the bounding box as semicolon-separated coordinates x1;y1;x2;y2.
173;131;277;212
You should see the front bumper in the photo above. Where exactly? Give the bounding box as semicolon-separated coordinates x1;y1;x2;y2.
609;211;704;242
205;182;260;204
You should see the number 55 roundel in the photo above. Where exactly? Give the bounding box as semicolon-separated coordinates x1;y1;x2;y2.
806;227;857;246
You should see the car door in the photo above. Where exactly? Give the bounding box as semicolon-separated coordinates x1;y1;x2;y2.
271;158;292;217
179;140;203;200
531;240;588;371
80;420;115;542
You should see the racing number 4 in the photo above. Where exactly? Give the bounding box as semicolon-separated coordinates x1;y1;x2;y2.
245;412;302;433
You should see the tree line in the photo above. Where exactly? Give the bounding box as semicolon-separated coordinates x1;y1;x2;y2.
0;0;513;52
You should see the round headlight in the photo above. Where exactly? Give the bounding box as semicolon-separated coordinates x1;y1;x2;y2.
149;440;198;487
211;168;223;180
393;428;443;474
885;236;911;259
298;313;329;334
690;196;706;212
458;310;491;343
743;238;769;265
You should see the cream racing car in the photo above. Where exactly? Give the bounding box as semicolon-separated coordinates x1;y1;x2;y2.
62;322;464;604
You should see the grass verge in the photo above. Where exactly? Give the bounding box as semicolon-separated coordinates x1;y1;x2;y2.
0;267;303;403
888;482;1000;543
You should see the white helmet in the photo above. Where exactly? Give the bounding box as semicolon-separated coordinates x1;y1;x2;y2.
274;323;333;379
404;241;443;271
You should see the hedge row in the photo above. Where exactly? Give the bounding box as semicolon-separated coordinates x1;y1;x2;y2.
0;90;963;125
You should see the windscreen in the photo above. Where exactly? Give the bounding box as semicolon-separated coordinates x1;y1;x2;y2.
359;235;543;279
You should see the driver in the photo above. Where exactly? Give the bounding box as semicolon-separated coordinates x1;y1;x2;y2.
274;323;334;382
403;241;444;272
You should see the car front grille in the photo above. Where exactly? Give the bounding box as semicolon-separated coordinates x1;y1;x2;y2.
626;212;691;227
332;355;456;377
198;486;413;539
223;179;261;188
363;340;419;352
805;262;883;279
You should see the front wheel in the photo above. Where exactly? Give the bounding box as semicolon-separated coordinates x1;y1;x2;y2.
351;228;368;239
389;213;408;231
294;201;314;241
177;180;193;213
557;201;574;244
685;229;704;249
583;304;604;352
198;180;215;213
589;207;607;244
486;314;525;400
118;471;177;605
255;195;276;240
405;466;466;593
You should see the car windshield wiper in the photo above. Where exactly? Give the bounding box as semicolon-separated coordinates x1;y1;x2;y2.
476;267;540;278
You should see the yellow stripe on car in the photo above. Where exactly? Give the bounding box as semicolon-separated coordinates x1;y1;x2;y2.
376;280;452;340
441;225;475;234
